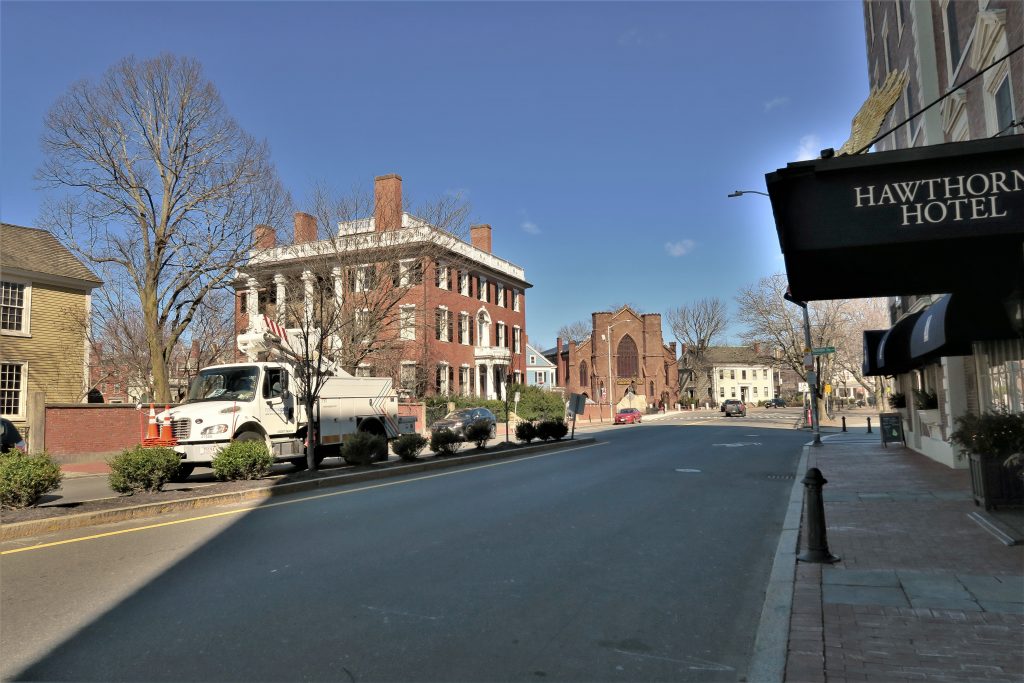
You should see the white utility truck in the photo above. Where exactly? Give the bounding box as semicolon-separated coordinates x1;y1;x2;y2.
160;316;416;479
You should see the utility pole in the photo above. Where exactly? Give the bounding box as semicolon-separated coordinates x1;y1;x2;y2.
785;291;821;446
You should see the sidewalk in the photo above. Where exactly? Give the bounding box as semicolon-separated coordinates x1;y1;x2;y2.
786;431;1024;682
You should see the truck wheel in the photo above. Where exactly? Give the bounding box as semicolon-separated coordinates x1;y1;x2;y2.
169;464;195;483
291;457;309;471
359;422;389;462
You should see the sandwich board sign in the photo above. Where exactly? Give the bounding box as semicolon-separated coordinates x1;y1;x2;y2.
879;412;905;447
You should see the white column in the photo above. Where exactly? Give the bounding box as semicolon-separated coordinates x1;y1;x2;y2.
274;274;287;326
301;270;315;326
246;277;259;321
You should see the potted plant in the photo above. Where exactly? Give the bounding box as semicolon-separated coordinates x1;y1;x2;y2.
914;389;941;429
949;411;1024;510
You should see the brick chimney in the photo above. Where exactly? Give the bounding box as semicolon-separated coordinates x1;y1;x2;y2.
294;212;317;243
253;224;276;249
374;174;403;231
471;224;492;253
753;342;761;355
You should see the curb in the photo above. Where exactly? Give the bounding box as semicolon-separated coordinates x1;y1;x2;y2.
746;441;810;682
1;437;598;542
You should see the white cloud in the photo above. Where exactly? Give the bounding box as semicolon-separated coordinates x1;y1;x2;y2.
795;134;821;161
764;96;789;112
664;239;696;257
521;221;541;235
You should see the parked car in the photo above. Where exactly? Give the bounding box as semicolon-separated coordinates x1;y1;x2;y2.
722;399;746;417
614;408;643;424
429;407;497;439
765;398;788;408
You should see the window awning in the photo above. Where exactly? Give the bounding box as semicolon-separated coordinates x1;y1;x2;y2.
910;293;1018;362
862;329;888;377
875;311;923;376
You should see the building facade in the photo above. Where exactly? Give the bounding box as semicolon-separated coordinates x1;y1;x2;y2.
704;346;778;406
862;0;1023;466
0;223;102;436
544;306;678;411
525;343;557;389
234;174;531;400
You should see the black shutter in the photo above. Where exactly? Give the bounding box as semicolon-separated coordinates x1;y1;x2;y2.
447;314;454;343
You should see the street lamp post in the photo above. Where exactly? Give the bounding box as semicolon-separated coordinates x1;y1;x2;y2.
727;190;770;197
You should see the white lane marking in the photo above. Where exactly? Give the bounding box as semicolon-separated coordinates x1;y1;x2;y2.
612;649;734;671
712;442;762;447
675;468;702;473
363;605;442;621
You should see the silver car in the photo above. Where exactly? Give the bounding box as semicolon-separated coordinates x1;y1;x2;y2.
430;407;497;439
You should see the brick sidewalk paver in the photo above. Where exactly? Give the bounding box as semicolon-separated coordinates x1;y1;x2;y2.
786;434;1024;682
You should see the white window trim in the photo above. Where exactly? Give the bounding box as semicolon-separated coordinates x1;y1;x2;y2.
496;283;505;307
400;304;416;341
479;276;488;303
0;361;27;420
436;262;449;290
1;277;32;338
513;325;521;353
354;264;372;293
459;272;470;297
437;305;450;343
513;289;521;312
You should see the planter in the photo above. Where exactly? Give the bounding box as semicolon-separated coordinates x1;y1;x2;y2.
917;409;940;426
968;453;1024;510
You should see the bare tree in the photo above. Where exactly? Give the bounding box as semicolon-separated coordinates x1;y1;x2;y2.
557;320;591;344
38;53;291;402
735;273;888;403
667;298;729;402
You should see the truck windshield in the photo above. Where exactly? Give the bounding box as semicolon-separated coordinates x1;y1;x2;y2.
187;366;261;403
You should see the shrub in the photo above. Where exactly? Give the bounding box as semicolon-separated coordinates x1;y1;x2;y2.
950;411;1024;461
342;432;385;467
108;445;182;494
913;389;938;410
430;429;463;457
211;439;274;480
393;433;428;462
464;420;492;449
888;392;907;409
515;421;537;443
0;450;63;509
536;418;569;441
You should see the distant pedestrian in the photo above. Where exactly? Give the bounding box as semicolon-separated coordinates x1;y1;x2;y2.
1;417;28;453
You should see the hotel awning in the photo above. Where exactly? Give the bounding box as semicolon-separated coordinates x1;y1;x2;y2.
875;311;923;376
766;135;1024;302
862;330;888;377
910;293;1018;362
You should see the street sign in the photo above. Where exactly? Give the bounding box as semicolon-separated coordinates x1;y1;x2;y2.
568;393;587;415
803;353;814;370
825;383;832;394
812;346;836;355
798;382;809;393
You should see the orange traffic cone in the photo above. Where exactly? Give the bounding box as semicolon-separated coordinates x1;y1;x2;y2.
160;406;172;442
146;404;159;440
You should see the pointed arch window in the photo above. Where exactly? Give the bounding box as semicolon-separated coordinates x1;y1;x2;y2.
617;335;639;378
579;360;588;388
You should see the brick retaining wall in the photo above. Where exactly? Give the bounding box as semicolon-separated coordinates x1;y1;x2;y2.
44;404;153;463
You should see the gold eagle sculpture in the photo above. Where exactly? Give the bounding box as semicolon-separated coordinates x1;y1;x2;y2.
837;69;908;156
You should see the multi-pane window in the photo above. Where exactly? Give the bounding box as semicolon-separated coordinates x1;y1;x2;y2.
719;387;725;398
764;386;769;396
479;277;488;302
730;370;735;380
460;366;471;396
617;335;639;378
995;77;1015;136
435;263;449;290
0;363;24;416
731;388;736;398
459;313;470;345
496;284;505;307
513;327;521;353
435;307;451;342
398;259;423;287
513;289;521;312
353;265;375;292
763;369;768;379
436;364;450;394
400;363;418;392
753;387;759;397
719;369;724;380
355;364;373;378
496;322;506;348
400;305;416;341
1;281;26;332
354;308;371;342
459;272;470;296
742;370;747;380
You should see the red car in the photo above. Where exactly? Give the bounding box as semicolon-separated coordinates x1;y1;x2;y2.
615;408;643;424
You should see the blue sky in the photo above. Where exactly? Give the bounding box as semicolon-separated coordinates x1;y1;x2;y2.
1;1;869;351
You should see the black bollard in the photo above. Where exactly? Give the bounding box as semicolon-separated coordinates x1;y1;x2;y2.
798;468;840;564
866;417;872;434
841;416;847;432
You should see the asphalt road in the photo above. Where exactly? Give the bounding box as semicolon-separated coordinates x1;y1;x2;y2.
2;417;807;682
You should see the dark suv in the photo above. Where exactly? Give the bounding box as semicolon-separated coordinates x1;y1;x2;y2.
722;399;746;417
429;407;497;440
765;398;787;408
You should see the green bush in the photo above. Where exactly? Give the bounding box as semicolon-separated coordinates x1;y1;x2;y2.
393;433;428;461
950;411;1024;461
510;384;567;422
211;439;274;480
430;429;463;457
464;420;492;449
342;432;385;467
108;445;182;494
888;392;907;409
0;450;64;509
913;389;938;410
515;421;537;443
536;418;569;441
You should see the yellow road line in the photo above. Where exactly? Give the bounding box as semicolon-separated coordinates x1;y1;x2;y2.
1;441;606;556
